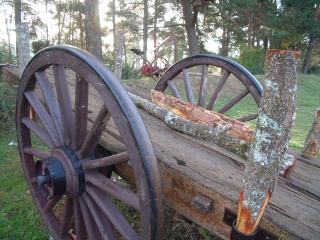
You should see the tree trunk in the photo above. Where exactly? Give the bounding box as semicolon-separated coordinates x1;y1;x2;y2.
234;50;300;236
302;35;317;74
143;0;148;59
247;11;254;46
17;23;30;74
220;25;230;57
14;0;22;58
302;108;320;158
302;3;319;74
112;0;116;51
180;0;200;55
113;31;125;81
85;0;103;61
153;0;158;58
79;2;84;49
5;13;13;63
172;30;179;62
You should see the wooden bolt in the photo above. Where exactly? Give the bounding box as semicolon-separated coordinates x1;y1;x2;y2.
191;193;213;212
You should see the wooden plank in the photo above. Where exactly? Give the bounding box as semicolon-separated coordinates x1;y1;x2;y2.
102;99;320;239
1;65;21;87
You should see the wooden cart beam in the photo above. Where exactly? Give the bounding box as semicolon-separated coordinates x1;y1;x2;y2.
2;62;319;240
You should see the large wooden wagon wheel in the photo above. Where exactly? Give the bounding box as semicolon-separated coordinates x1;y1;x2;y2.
155;54;263;122
16;45;164;239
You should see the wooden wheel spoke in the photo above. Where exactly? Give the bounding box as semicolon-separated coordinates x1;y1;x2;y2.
82;151;130;170
72;75;89;151
73;198;87;240
43;195;62;212
82;192;117;240
182;68;195;104
206;70;231;110
58;198;74;238
53;64;74;145
78;197;100;239
218;88;250;114
24;91;62;146
78;106;110;159
23;147;50;159
85;172;139;210
35;71;64;144
198;64;209;107
21;117;55;149
17;46;163;239
167;80;182;99
86;185;140;240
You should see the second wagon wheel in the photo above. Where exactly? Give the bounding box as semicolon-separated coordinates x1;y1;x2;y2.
16;45;164;240
155;54;263;122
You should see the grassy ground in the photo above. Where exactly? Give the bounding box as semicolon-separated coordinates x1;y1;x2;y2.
255;74;320;155
0;72;319;239
0;82;49;239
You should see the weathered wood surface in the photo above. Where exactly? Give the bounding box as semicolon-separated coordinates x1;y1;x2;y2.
2;66;320;239
236;50;300;235
303;108;320;158
131;90;296;178
124;86;320;240
1;65;20;87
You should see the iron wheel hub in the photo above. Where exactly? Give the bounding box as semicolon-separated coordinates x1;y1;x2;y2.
35;145;85;198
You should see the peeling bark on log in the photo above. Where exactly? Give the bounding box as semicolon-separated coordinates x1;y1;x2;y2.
129;91;296;177
151;89;254;142
302;108;320;158
235;50;300;235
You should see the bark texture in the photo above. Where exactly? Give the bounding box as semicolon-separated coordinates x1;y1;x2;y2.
151;90;254;142
180;0;200;55
113;31;125;81
129;90;296;177
85;0;103;61
302;108;320;158
17;22;30;74
236;50;300;235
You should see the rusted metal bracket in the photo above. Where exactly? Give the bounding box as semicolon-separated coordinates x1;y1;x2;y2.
223;208;279;240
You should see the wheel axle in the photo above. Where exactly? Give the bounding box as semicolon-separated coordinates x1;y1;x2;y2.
35;146;85;198
35;156;66;197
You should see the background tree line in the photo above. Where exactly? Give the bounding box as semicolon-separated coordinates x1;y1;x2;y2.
1;0;319;75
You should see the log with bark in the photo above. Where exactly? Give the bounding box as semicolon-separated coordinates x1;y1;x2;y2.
234;50;300;236
129;90;296;178
302;108;320;158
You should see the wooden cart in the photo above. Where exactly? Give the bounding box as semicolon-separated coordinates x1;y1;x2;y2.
13;46;319;240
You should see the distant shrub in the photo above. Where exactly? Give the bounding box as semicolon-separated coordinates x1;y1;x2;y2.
122;63;132;79
0;82;16;133
308;64;320;74
0;40;16;64
31;40;50;54
237;45;265;75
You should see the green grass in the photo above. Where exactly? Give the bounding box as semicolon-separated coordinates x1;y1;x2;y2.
0;82;49;239
291;75;320;153
0;134;49;239
256;74;320;155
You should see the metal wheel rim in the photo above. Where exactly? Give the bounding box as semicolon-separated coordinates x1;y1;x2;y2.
16;45;164;240
155;54;263;122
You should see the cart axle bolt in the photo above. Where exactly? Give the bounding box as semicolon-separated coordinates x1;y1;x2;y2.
35;156;67;197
